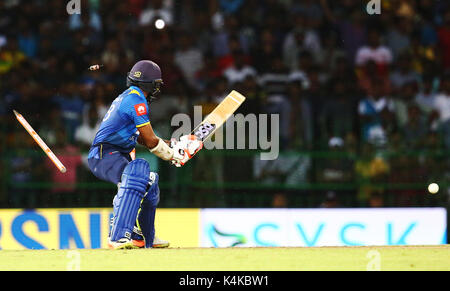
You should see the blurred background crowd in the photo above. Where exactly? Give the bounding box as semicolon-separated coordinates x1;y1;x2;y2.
0;0;449;209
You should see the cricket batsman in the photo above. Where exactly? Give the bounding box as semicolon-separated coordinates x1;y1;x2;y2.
87;60;202;249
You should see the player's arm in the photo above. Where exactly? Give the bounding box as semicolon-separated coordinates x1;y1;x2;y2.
137;134;170;146
137;123;174;161
138;123;201;166
128;95;200;165
136;122;159;149
125;92;174;160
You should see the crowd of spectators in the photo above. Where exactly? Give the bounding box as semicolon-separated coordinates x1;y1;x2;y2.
0;0;449;208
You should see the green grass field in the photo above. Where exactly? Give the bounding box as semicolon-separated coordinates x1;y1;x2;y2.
0;245;448;271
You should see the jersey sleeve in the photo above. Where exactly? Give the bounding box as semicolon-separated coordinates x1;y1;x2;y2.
120;91;150;128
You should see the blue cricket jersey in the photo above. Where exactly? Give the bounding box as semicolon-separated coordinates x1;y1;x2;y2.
88;86;150;159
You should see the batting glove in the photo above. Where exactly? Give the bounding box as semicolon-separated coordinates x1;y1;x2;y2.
170;135;203;167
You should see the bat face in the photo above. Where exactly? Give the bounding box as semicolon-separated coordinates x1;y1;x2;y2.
191;90;246;143
194;122;217;141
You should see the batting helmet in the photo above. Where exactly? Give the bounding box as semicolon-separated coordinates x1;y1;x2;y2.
127;60;164;103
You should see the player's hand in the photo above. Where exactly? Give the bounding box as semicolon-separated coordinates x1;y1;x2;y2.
170;135;203;167
170;138;185;167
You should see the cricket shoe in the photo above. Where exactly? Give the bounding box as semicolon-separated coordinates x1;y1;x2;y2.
108;238;139;250
132;236;170;248
153;236;170;248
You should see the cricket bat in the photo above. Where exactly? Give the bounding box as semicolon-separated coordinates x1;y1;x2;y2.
192;90;246;142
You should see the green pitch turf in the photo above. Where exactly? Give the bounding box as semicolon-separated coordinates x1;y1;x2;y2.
0;246;448;271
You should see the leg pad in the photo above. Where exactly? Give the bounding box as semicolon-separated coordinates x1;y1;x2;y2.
110;159;150;241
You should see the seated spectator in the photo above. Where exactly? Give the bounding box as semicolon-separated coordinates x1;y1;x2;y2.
258;57;290;98
237;74;267;115
82;85;109;124
17;20;38;58
358;81;395;145
315;30;347;73
289;50;314;89
401;104;429;149
223;50;256;85
385;16;413;59
0;37;26;74
75;106;100;151
195;51;224;91
332;8;367;63
433;74;450;123
215;35;250;74
253;29;280;73
258;57;291;147
389;53;420;93
415;74;438;115
211;16;246;58
101;39;121;72
156;47;191;96
315;136;354;184
51;82;85;143
408;32;437;74
47;128;82;194
392;81;417;128
39;106;64;146
174;32;204;90
303;65;327;147
209;76;230;105
355;29;393;77
320;78;357;141
8;131;37;208
432;73;450;147
286;80;313;149
358;60;392;97
355;143;390;205
282;22;321;71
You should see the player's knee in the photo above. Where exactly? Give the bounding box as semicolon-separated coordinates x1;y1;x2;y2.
113;194;120;209
121;159;150;195
149;172;158;186
144;172;160;207
145;185;160;207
